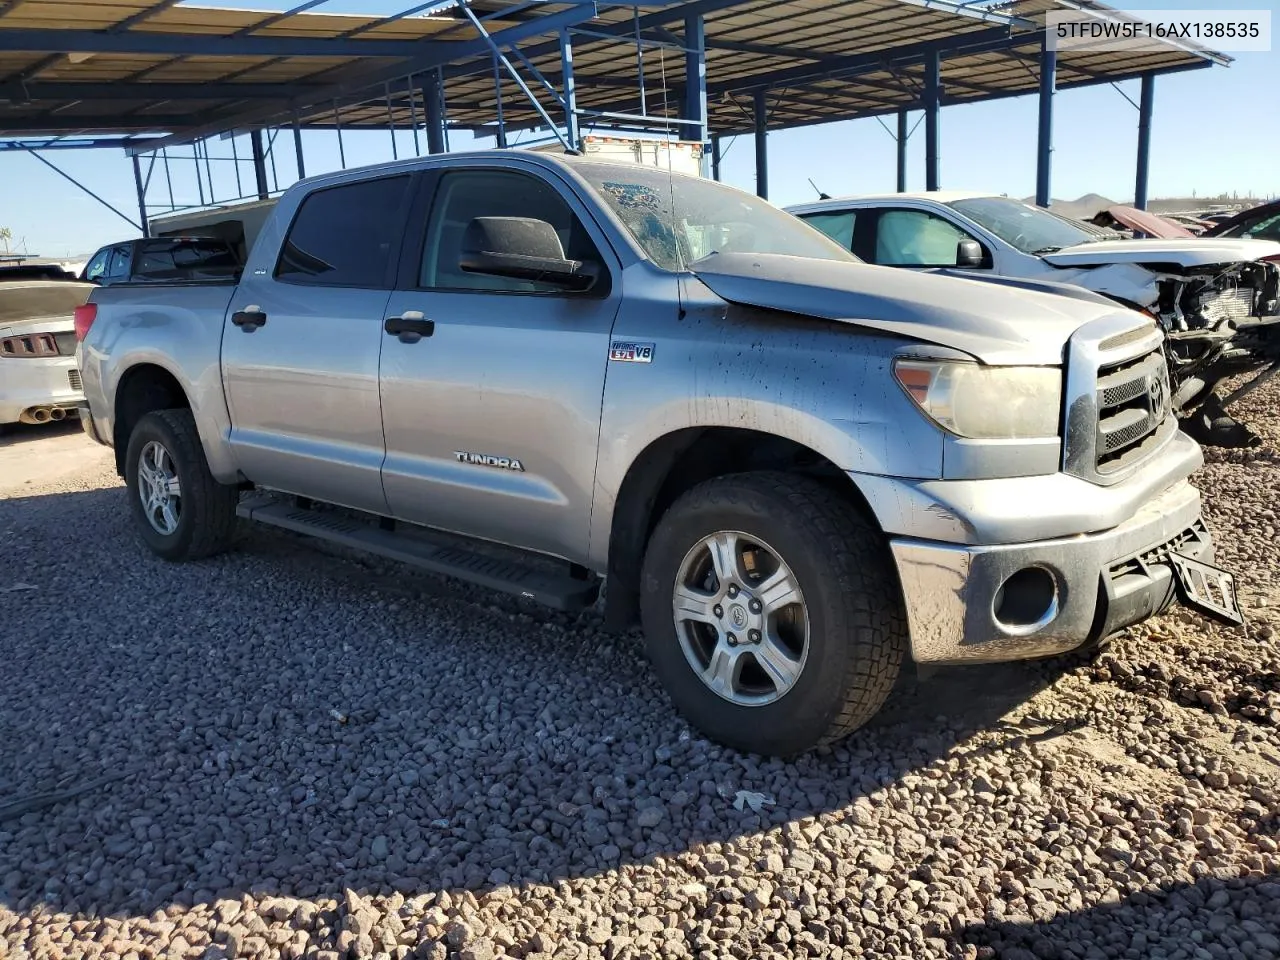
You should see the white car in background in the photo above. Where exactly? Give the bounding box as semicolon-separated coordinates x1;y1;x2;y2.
0;274;93;430
787;192;1280;445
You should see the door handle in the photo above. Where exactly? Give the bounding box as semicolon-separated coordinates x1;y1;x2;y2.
384;311;435;343
232;306;266;331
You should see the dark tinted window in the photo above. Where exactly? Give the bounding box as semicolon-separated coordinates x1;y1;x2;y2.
82;248;110;282
1224;211;1280;242
421;170;603;293
107;245;133;279
276;175;411;287
135;239;240;280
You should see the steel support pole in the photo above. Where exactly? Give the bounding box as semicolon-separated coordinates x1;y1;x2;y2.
423;70;445;155
711;134;721;181
753;89;768;199
1135;73;1155;210
131;153;149;237
492;55;507;148
559;29;579;151
682;13;707;143
896;109;908;193
250;129;269;200
292;116;306;179
1035;38;1056;208
924;50;941;192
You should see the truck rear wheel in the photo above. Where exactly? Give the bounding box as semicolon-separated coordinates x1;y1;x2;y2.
124;409;239;561
639;472;908;756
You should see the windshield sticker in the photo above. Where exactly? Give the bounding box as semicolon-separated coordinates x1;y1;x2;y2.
602;182;663;211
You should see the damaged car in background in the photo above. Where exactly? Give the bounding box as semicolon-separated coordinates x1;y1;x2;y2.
789;192;1280;447
0;270;92;431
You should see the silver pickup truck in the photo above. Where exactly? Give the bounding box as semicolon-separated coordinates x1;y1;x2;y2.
76;151;1240;755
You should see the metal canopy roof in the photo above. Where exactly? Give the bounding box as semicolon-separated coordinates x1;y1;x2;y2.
0;0;1227;144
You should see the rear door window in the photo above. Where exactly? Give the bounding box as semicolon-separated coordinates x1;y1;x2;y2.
275;175;412;288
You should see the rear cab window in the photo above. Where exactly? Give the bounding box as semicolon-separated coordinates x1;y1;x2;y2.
134;239;241;281
275;175;412;288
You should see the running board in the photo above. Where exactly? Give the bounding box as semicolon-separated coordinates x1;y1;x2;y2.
237;497;600;612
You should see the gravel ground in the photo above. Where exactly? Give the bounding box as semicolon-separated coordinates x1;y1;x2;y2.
1;393;1278;960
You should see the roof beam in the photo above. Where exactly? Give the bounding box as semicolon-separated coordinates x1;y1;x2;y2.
706;25;1025;95
0;116;197;133
0;81;313;101
0;136;157;150
110;0;185;32
124;2;603;152
0;28;458;58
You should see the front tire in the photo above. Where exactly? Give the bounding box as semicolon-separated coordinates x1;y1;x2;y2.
124;409;239;561
639;472;908;756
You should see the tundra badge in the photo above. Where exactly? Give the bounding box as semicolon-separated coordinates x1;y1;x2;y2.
609;340;655;363
454;451;525;471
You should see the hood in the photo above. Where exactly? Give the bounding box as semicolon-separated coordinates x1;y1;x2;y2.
690;252;1132;366
1041;237;1280;269
1101;205;1196;240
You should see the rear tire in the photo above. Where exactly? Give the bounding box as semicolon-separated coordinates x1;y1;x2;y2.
125;409;239;561
639;471;908;756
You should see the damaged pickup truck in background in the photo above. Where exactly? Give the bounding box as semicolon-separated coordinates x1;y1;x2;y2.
789;192;1280;447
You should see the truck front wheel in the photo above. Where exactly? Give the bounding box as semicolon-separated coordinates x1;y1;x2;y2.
640;472;908;756
124;409;239;561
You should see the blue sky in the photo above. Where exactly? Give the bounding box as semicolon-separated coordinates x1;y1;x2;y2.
1;0;1277;257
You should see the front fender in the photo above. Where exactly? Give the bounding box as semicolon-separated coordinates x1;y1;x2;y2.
587;296;947;568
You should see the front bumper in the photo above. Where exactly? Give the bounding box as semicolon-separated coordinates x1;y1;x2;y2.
892;479;1210;664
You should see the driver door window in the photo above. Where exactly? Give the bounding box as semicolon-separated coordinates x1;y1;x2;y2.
420;170;605;294
874;209;977;267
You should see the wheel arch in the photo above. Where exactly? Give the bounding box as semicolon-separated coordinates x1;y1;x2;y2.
601;426;880;632
111;362;191;477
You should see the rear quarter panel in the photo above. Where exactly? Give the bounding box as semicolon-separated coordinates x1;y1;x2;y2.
81;282;240;482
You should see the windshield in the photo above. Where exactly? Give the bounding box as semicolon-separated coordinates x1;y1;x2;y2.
1219;211;1280;242
573;161;859;271
947;196;1099;255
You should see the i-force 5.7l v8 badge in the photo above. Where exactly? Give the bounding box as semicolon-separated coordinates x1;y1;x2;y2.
609;340;655;363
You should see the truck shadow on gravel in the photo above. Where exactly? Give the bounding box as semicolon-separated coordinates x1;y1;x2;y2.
2;486;1082;922
959;873;1280;959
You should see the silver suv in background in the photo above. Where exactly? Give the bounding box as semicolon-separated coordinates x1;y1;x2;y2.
77;154;1241;755
788;192;1280;447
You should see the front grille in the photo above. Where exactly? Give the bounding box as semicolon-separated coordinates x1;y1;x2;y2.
1095;348;1170;475
68;369;83;391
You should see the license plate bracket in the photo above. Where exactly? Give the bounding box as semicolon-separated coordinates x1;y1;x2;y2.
1169;554;1244;627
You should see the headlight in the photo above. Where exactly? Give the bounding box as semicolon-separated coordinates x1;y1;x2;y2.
893;359;1062;439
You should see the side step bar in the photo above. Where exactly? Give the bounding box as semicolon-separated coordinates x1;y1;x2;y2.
237;497;600;612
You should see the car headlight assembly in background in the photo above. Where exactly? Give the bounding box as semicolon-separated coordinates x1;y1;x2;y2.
893;359;1062;440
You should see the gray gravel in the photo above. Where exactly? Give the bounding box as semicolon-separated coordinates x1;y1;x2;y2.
2;398;1279;960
